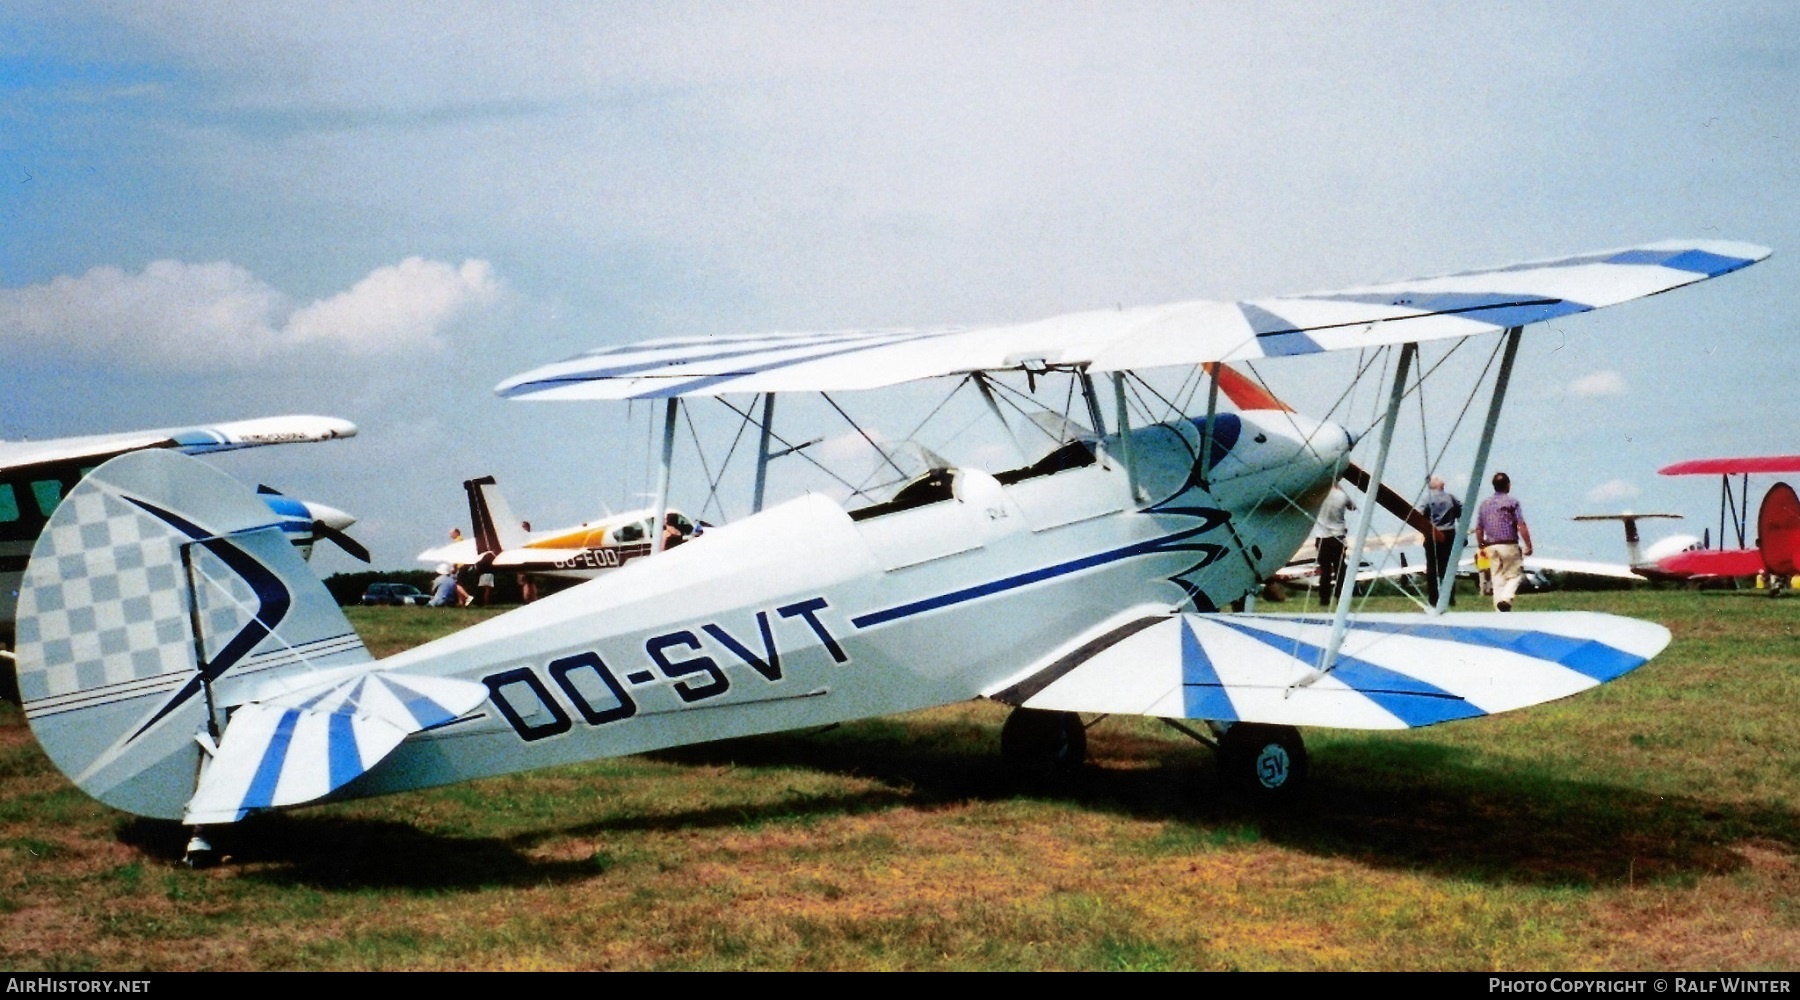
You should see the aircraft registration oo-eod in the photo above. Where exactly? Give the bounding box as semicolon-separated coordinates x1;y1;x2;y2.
10;239;1769;865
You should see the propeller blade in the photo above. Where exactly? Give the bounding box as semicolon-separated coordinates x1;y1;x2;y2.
1340;462;1436;539
1205;361;1435;539
313;521;371;563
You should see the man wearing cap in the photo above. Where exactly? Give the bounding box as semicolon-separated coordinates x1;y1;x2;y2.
1475;472;1534;612
428;563;460;607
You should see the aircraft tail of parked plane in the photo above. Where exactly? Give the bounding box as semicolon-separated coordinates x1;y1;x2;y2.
464;476;529;557
419;476;695;581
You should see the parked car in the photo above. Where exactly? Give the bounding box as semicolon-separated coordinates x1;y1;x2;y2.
360;582;430;607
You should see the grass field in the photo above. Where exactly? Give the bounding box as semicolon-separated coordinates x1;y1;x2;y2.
1;592;1795;971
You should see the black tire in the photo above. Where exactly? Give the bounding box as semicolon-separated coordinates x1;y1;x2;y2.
1216;723;1308;799
1000;708;1087;780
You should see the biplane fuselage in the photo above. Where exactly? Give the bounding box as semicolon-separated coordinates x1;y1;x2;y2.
348;410;1348;798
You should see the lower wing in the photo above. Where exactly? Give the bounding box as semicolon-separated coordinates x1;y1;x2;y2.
992;612;1668;730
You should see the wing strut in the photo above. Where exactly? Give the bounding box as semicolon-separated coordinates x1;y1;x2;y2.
651;398;679;553
752;393;775;514
1322;342;1415;672
1433;326;1523;614
1110;373;1145;503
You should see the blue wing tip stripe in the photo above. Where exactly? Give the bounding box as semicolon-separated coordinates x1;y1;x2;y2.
1605;247;1759;277
1267;616;1648;683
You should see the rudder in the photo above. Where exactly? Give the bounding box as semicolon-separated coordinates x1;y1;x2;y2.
14;450;372;820
1758;482;1800;577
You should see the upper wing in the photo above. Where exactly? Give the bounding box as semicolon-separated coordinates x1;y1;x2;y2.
990;611;1669;730
0;415;357;473
495;240;1767;401
1659;456;1800;476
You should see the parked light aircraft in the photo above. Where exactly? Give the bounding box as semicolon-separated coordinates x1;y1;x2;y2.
1503;513;1700;584
1653;456;1800;587
417;475;698;583
0;415;360;639
7;240;1768;865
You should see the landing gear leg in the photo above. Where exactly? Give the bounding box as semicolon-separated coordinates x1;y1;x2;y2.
1000;708;1087;780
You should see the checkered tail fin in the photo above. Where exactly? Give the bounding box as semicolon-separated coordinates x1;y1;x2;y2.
14;450;373;821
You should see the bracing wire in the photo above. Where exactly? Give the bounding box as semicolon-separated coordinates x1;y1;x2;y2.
712;396;875;502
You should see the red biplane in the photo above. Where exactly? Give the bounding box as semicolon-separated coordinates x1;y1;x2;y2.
1652;456;1800;589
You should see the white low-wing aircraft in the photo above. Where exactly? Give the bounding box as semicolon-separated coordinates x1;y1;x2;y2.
8;241;1768;865
1525;513;1701;583
416;475;699;583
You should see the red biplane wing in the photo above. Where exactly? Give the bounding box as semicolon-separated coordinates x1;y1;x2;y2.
1658;456;1800;476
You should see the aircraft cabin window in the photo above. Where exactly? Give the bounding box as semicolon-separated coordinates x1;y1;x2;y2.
615;522;646;543
993;440;1097;485
0;483;18;523
849;469;957;522
30;480;62;518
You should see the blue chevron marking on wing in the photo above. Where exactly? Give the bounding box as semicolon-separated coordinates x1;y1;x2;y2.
1216;619;1481;728
1180;619;1238;721
1238;304;1324;355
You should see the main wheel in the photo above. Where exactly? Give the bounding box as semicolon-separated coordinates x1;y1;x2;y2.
1216;723;1308;800
1000;708;1087;780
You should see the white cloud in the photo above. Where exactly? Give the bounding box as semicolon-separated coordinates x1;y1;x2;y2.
0;257;501;370
1569;370;1628;398
1586;479;1641;504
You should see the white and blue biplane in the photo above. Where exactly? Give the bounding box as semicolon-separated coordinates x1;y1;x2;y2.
8;241;1768;865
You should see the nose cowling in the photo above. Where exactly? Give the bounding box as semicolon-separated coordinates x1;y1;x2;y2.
303;501;358;533
1208;410;1353;490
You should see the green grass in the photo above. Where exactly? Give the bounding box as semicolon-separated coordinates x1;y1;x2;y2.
0;592;1795;970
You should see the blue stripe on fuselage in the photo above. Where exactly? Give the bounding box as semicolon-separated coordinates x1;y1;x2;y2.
850;517;1228;629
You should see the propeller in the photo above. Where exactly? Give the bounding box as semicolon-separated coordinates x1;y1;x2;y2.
1202;362;1437;538
257;484;371;563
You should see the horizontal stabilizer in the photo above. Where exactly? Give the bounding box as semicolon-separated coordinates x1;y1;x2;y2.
185;670;489;824
1003;612;1669;730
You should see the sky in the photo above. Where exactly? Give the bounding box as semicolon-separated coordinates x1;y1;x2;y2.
3;1;1797;577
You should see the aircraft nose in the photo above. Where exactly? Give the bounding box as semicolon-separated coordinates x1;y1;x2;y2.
303;501;357;531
